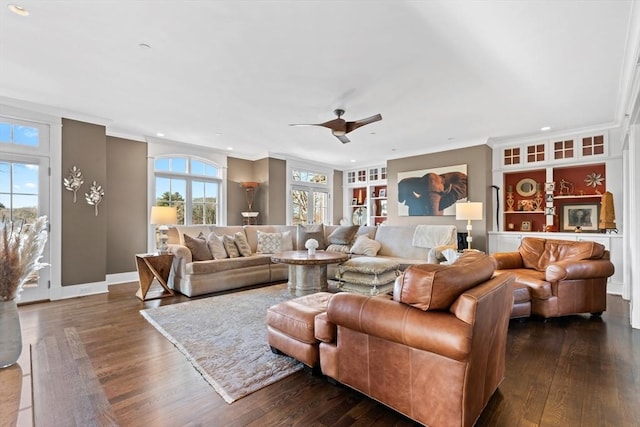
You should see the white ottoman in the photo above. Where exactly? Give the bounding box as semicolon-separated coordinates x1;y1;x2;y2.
336;257;400;295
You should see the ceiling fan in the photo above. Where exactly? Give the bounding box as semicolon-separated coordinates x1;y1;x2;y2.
289;109;382;143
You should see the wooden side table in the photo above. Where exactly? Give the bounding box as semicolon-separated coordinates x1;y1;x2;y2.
135;253;175;300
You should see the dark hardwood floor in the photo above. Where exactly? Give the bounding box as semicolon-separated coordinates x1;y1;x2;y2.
5;282;640;427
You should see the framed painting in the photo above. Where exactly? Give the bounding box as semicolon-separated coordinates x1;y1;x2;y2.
521;221;532;232
397;164;467;216
561;203;600;232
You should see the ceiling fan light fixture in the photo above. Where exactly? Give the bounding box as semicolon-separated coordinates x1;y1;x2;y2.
8;4;29;16
332;129;346;136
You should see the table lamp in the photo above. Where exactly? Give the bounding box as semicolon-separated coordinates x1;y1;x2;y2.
150;206;178;254
456;201;483;250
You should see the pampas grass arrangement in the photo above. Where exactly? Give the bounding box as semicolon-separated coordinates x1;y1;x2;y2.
0;216;49;301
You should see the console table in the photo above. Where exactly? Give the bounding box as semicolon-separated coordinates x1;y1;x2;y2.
135;253;175;300
271;250;348;296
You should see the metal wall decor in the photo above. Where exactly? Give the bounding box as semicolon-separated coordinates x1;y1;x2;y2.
63;166;84;203
85;181;105;216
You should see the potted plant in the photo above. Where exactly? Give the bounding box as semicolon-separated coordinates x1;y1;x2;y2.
0;216;48;368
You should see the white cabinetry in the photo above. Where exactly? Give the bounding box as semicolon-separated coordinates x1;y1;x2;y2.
488;232;623;294
343;166;387;226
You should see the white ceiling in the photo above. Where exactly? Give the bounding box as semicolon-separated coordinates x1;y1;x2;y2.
0;1;636;168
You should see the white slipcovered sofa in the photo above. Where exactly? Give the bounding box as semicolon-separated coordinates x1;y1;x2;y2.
165;224;457;297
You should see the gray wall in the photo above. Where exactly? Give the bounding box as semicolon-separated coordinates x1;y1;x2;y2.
333;170;344;224
227;157;255;225
106;136;147;274
61;119;107;286
387;145;493;252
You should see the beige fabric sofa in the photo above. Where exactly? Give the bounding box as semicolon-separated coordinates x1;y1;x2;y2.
165;224;458;297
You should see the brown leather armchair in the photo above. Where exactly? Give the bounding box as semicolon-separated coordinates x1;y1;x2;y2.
315;252;514;427
492;237;615;318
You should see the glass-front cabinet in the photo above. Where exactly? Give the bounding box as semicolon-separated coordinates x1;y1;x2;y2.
344;165;387;226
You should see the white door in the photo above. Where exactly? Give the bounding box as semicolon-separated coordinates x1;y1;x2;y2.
0;154;50;302
291;186;329;225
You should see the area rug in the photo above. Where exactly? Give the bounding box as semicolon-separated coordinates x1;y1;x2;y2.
140;284;302;403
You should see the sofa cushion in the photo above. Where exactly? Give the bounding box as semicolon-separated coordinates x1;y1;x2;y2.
207;232;228;259
183;233;213;261
298;224;326;250
519;237;605;272
350;234;382;256
234;231;252;257
187;254;271;274
222;235;241;258
326;244;352;253
327;225;359;245
393;251;496;311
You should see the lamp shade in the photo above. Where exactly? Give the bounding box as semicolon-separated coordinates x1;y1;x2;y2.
150;206;178;225
456;201;483;221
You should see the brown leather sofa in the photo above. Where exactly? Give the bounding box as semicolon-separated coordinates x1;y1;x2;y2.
492;237;615;318
315;252;514;427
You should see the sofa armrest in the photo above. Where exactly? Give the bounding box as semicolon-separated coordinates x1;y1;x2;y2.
326;293;472;361
167;243;192;278
546;259;615;281
427;244;458;264
491;252;524;270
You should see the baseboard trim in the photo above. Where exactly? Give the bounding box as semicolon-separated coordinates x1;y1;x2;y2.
106;271;138;285
608;282;623;296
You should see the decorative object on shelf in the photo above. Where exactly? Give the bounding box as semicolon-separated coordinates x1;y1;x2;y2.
533;185;543;211
0;216;49;368
545;206;556;215
85;181;105;216
398;164;467;216
560;203;600;232
544;182;555;192
455;201;483;250
599;191;617;233
506;185;515;211
351;198;358;206
545;193;554;204
240;181;259;212
515;178;537;197
521;221;532;232
379;200;388;216
352;207;367;225
305;238;318;256
356;188;365;205
584;172;604;188
150;206;178;254
517;200;535;211
558;178;574;196
378;188;386;198
63;166;84;203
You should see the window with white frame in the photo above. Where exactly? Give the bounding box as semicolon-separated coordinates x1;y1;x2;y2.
290;166;330;225
154;156;222;225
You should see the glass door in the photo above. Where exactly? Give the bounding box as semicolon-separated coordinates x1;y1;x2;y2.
0;155;50;302
291;186;328;225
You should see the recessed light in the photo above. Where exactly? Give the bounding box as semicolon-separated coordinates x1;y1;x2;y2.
215;133;222;136
8;4;29;16
156;132;165;137
541;126;551;131
350;159;356;163
227;147;233;150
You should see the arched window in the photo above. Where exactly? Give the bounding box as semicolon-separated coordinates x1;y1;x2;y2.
154;156;222;225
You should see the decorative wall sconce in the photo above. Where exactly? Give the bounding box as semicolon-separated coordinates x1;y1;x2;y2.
63;166;84;203
85;181;105;216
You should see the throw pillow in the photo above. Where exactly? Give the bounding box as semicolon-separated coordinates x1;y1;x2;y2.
327;225;360;245
234;231;252;257
326;244;351;254
207;232;228;259
281;230;293;251
297;224;326;250
257;230;282;254
350;234;381;256
393;252;495;311
184;233;213;261
222;235;241;258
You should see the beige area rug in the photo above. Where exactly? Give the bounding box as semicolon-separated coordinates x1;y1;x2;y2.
140;284;302;403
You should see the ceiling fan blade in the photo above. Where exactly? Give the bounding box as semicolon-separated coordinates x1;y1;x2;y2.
335;134;350;144
318;118;346;132
346;113;382;133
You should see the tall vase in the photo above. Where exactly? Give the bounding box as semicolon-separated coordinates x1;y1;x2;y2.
0;300;22;368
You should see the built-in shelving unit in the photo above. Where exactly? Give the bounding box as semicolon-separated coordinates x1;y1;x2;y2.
344;166;387;226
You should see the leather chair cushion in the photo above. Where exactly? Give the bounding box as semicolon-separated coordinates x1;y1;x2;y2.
393;251;495;311
519;237;605;272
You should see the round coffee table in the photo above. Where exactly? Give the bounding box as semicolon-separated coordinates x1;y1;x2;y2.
271;250;349;296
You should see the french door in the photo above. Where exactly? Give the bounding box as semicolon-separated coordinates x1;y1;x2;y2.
0;154;50;302
291;186;329;225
